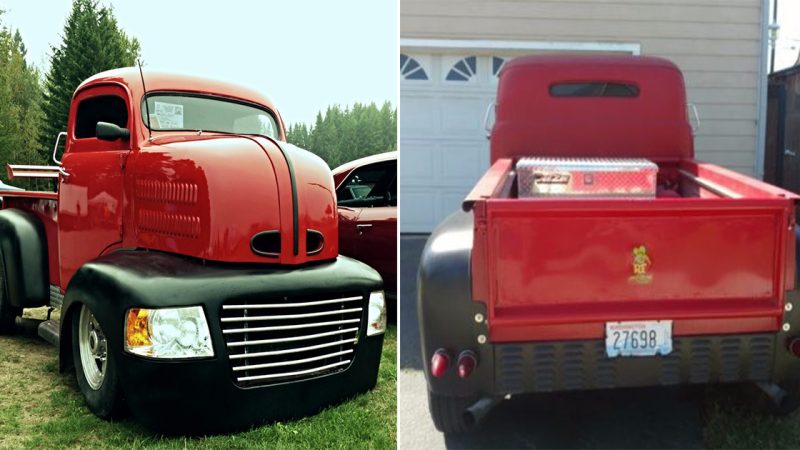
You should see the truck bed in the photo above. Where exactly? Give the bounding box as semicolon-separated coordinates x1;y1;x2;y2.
465;158;799;343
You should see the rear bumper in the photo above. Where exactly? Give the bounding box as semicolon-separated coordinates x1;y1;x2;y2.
495;334;776;394
428;330;800;400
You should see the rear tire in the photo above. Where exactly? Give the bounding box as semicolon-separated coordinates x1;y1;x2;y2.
766;379;800;416
72;304;123;419
428;391;477;434
0;255;21;334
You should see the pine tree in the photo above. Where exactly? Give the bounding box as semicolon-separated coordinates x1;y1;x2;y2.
286;102;397;169
0;12;45;186
39;0;140;152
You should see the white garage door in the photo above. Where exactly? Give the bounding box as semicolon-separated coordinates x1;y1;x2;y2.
399;44;638;233
400;53;508;233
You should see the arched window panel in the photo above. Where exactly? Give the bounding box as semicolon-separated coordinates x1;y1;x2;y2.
492;57;506;77
491;56;511;85
400;53;429;81
444;56;477;82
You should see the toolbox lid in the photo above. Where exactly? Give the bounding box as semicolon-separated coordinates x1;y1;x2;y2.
490;55;694;163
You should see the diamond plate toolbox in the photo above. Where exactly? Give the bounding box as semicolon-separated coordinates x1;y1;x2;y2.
516;157;658;198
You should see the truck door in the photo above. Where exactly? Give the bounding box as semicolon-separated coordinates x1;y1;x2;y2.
335;160;397;291
57;85;130;285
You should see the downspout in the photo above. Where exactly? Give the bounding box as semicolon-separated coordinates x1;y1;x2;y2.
755;0;771;180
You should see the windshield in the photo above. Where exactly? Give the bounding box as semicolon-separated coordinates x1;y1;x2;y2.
141;94;279;138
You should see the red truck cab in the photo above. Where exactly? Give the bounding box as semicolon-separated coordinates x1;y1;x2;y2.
0;68;386;433
419;55;800;433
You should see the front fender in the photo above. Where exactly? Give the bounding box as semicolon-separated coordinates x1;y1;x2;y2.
418;210;492;396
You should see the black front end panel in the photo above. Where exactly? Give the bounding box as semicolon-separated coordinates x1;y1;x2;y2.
61;250;384;434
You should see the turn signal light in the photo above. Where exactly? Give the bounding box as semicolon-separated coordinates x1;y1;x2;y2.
457;350;478;378
431;349;450;378
790;338;800;357
126;308;152;348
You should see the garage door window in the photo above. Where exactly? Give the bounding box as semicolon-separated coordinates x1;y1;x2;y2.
493;57;506;77
400;54;428;81
445;56;477;82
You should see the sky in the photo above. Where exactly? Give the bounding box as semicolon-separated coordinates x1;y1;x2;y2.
0;0;398;126
773;0;800;71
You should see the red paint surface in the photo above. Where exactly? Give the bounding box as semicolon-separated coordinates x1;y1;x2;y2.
333;152;397;292
491;55;693;164
2;69;337;291
468;55;800;342
472;161;798;342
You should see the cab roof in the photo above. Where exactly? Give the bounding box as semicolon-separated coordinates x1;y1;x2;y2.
76;67;279;113
491;54;693;163
500;54;681;75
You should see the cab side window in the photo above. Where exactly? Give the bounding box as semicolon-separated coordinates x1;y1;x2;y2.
75;95;128;139
337;161;397;208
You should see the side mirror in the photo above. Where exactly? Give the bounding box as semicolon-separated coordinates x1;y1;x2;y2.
52;131;67;165
483;100;496;140
96;122;130;141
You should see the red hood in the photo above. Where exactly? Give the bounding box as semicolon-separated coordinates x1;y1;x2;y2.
125;134;337;264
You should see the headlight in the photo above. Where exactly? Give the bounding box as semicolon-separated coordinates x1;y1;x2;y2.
124;306;214;359
367;291;386;336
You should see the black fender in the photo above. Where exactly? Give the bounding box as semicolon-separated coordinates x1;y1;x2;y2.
0;209;49;308
418;210;492;397
58;249;385;433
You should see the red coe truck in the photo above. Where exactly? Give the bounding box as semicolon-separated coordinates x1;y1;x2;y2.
0;69;386;434
418;55;800;433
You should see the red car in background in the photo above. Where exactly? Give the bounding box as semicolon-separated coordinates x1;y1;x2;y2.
333;151;397;321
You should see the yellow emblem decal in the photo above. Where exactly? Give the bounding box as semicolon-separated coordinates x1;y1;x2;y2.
629;245;653;285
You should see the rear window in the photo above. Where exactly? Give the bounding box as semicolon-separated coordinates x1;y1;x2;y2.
550;82;639;98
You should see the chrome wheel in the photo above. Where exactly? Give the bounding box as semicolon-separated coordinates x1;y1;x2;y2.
78;305;107;390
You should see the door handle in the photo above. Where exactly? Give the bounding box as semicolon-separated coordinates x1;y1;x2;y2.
356;223;372;236
785;148;797;157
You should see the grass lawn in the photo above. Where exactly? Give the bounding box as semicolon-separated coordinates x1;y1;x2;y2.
0;323;396;449
703;385;800;449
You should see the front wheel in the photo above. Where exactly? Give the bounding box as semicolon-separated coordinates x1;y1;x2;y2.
72;304;123;419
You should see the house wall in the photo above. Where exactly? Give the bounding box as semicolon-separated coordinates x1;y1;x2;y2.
401;0;766;175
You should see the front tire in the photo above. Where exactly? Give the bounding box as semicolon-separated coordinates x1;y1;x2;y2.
0;255;21;334
72;304;123;419
428;391;477;434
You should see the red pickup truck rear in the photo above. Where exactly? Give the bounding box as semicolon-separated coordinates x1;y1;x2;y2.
418;55;800;433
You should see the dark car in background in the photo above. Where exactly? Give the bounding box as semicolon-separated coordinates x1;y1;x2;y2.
333;151;397;321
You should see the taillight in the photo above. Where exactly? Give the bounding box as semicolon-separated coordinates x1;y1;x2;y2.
789;338;800;357
457;350;478;378
430;349;450;378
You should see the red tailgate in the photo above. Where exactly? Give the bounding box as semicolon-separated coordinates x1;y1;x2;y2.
473;197;795;342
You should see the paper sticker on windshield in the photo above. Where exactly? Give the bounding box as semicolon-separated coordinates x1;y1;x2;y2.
154;101;184;129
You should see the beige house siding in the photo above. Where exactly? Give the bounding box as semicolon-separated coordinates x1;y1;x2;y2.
401;0;767;175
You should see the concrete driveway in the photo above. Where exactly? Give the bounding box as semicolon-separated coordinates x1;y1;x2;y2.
398;234;705;449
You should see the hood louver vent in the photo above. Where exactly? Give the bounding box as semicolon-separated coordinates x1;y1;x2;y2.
251;231;281;257
306;230;324;256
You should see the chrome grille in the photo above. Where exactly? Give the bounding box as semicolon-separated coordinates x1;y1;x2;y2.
221;294;364;387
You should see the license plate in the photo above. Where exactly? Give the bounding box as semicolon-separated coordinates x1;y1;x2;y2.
605;320;672;357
